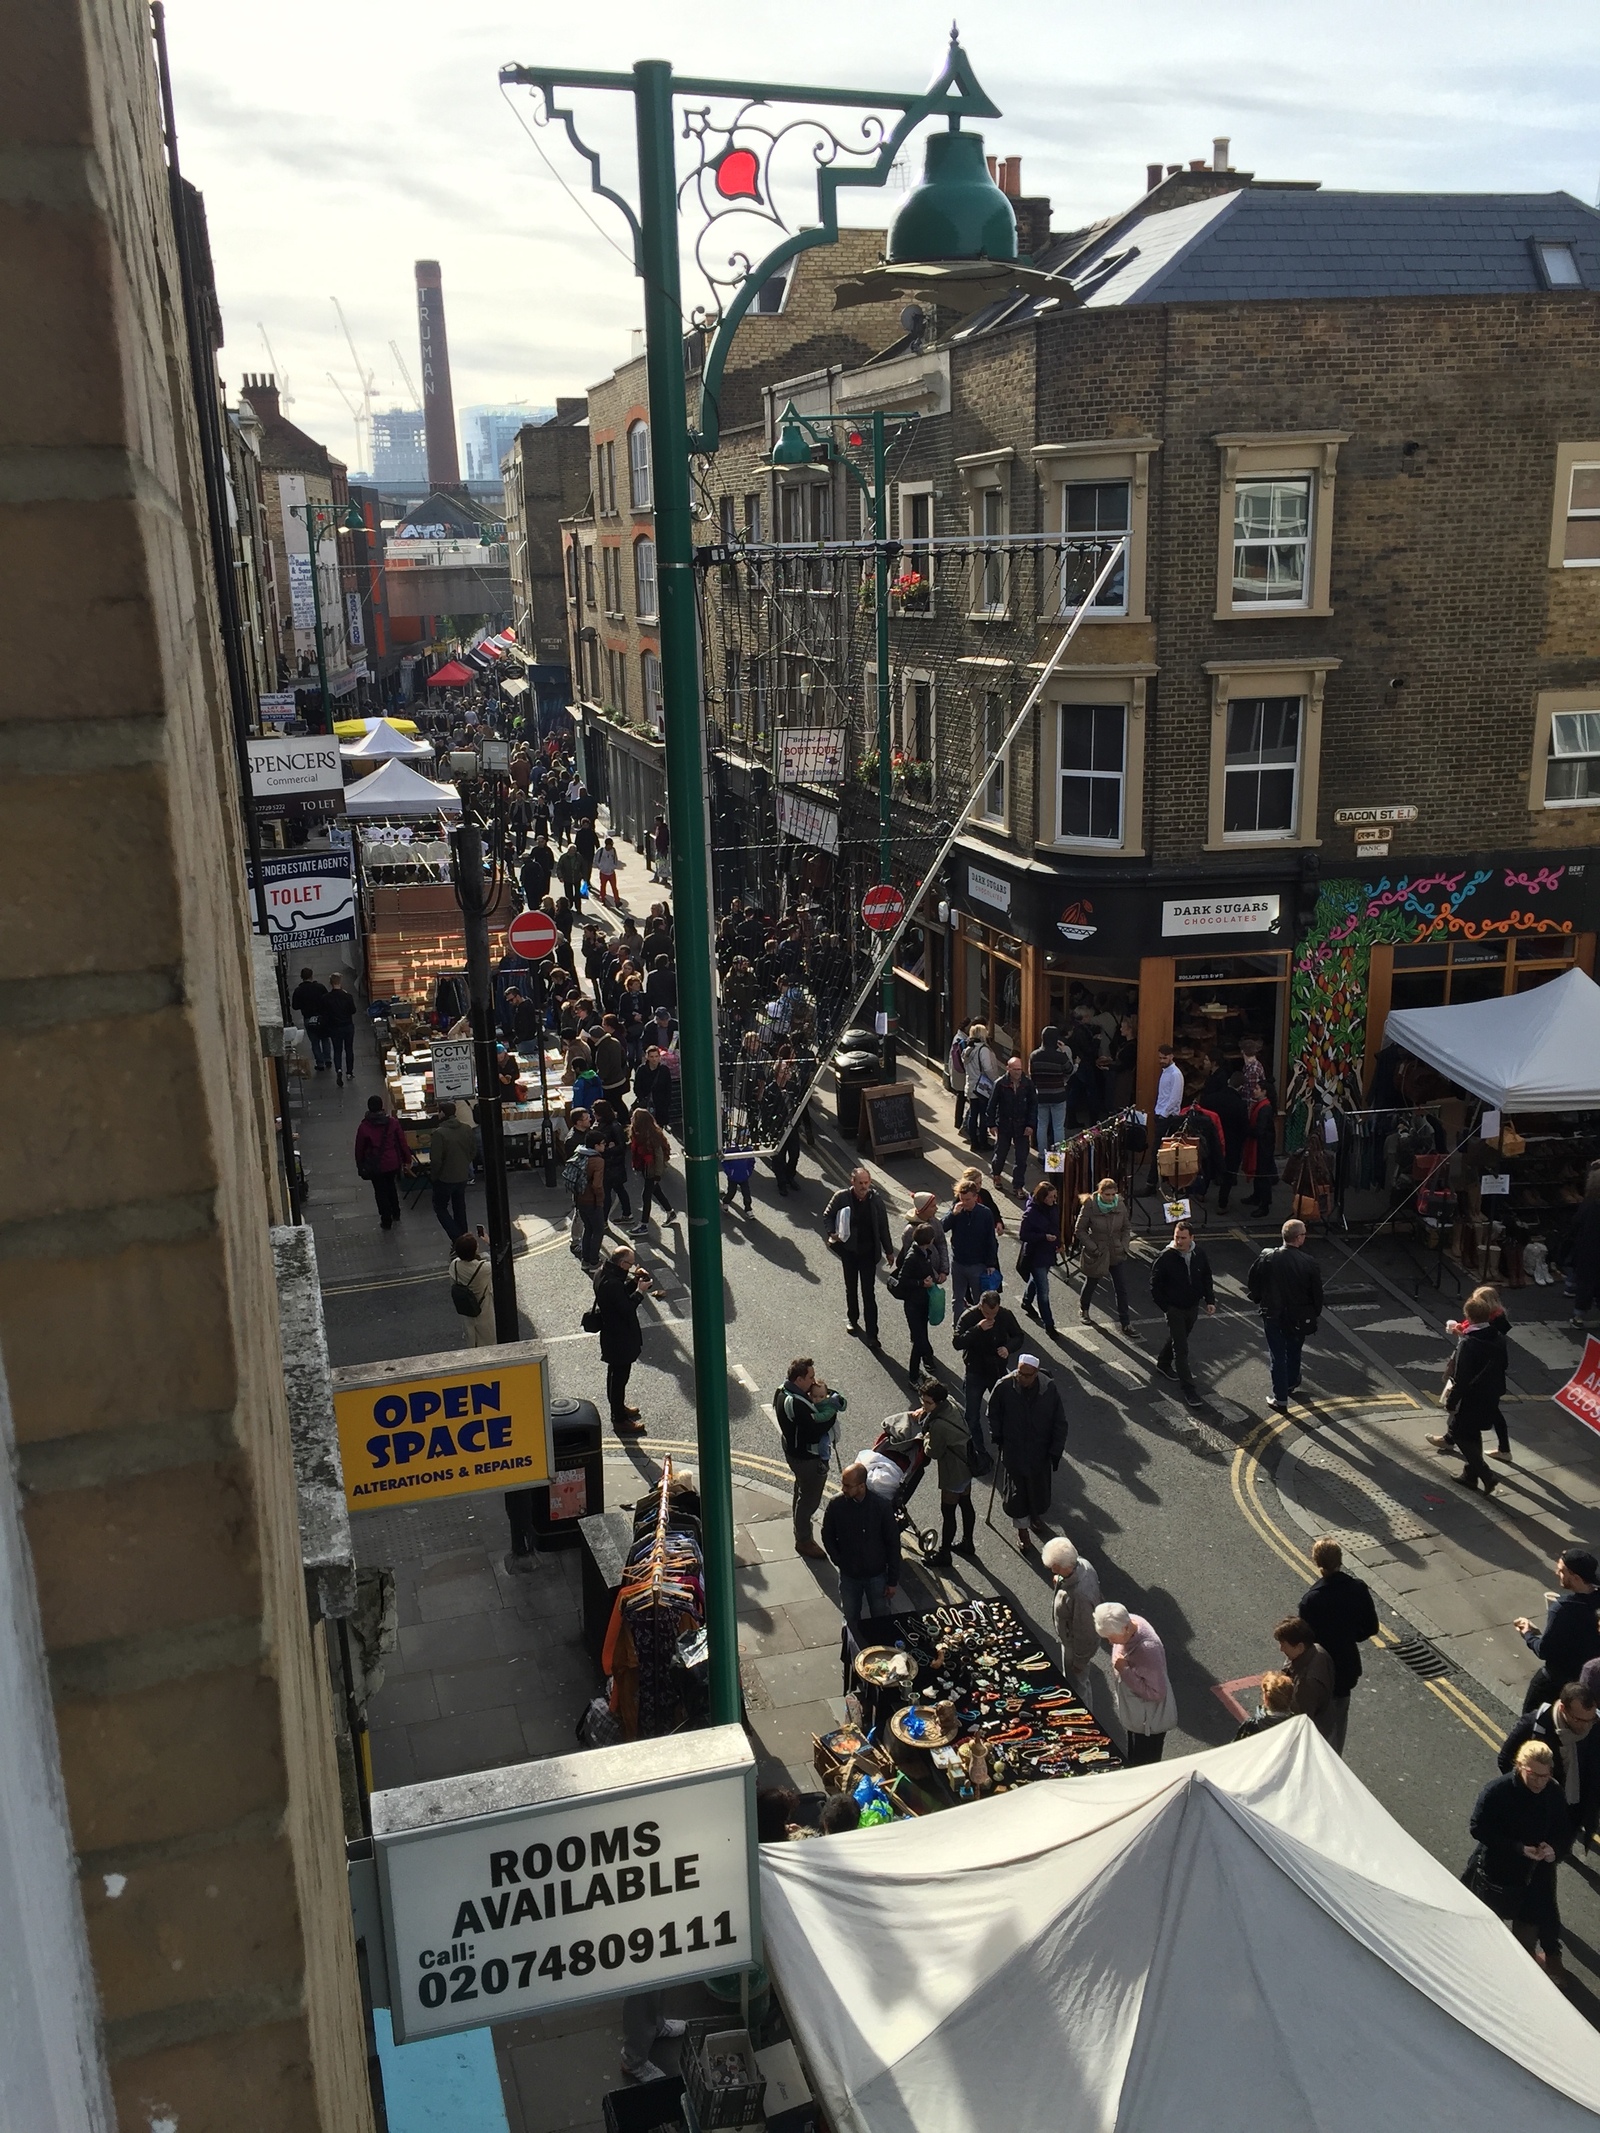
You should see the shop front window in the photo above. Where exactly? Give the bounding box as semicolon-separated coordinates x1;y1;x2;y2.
1393;932;1577;1009
1173;953;1292;1096
961;917;1023;1057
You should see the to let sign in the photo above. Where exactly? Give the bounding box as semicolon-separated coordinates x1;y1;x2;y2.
248;737;345;819
247;852;356;949
331;1343;553;1510
862;883;906;932
1555;1337;1600;1436
371;1727;758;2041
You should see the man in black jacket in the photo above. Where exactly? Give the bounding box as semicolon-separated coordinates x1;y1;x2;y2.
1247;1219;1325;1413
952;1288;1023;1475
1149;1222;1215;1404
1516;1548;1600;1709
822;1168;895;1344
987;1356;1069;1551
1298;1536;1379;1755
821;1463;901;1624
591;1247;654;1437
290;967;330;1070
633;1043;674;1129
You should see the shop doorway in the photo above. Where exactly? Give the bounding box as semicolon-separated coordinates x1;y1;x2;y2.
1172;953;1292;1096
1045;964;1142;1109
960;916;1024;1056
893;920;949;1062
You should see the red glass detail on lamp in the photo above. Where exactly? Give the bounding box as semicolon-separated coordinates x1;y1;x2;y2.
847;430;864;448
713;147;762;202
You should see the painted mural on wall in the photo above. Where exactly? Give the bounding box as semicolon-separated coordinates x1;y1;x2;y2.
1289;858;1585;1112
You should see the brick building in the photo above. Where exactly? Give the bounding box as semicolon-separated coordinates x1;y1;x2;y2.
726;165;1600;1108
564;234;908;845
501;398;590;722
2;0;372;2125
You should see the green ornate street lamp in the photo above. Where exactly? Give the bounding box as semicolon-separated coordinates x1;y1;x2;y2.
767;401;920;1078
288;497;364;731
499;33;1019;1728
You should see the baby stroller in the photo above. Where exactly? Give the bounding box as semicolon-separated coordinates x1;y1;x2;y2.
863;1410;941;1560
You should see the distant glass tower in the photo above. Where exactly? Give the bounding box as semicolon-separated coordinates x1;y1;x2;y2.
460;404;554;484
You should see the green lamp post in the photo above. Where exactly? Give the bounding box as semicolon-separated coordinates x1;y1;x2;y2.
768;400;922;1079
499;34;1018;1729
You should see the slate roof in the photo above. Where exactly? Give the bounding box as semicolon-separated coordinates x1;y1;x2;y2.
963;186;1600;338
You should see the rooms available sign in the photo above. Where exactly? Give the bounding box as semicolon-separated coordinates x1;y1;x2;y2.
369;1728;758;2041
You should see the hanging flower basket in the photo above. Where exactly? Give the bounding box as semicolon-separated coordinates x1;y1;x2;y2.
889;570;930;615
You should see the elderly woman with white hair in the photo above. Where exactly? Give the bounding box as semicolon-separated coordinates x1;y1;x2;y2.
1042;1537;1103;1695
1094;1599;1177;1765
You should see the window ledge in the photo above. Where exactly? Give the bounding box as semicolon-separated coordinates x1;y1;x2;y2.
1202;837;1323;852
1044;839;1147;859
1213;606;1333;622
1054;610;1143;626
1559;559;1600;571
966;609;1012;624
1536;799;1600;811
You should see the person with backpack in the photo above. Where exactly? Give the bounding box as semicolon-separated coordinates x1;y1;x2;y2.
962;1023;1005;1151
1246;1217;1324;1414
777;1357;846;1558
447;1231;494;1346
588;1246;654;1436
628;1106;675;1234
889;1221;942;1380
353;1094;413;1230
564;1122;607;1270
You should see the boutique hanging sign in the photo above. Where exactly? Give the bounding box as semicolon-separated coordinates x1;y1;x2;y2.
330;1343;553;1509
363;1727;758;2041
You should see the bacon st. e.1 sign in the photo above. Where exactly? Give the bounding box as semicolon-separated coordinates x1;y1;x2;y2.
365;1726;758;2041
330;1342;553;1510
1555;1337;1600;1435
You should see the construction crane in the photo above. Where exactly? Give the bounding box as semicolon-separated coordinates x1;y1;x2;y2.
330;297;379;472
257;323;293;404
326;373;367;473
388;338;422;409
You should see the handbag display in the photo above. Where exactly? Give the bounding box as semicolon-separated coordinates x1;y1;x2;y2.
1496;1121;1527;1157
1157;1135;1201;1186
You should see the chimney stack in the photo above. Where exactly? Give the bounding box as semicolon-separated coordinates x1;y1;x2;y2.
1213;137;1231;171
414;260;461;490
1147;163;1163;192
239;373;280;421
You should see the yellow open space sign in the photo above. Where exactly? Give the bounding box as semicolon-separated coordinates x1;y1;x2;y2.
331;1341;553;1510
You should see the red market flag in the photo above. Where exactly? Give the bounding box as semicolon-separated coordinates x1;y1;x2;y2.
1554;1336;1600;1434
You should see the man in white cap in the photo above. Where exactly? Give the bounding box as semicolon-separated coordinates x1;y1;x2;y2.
986;1352;1068;1552
1042;1536;1102;1698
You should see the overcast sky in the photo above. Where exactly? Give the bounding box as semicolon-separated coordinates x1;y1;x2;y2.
169;0;1600;472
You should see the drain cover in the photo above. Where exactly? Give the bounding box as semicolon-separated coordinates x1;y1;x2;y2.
1391;1635;1452;1680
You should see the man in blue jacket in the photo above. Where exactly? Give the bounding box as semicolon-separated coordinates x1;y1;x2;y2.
989;1055;1038;1199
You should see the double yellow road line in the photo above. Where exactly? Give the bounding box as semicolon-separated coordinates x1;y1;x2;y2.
1231;1414;1505;1751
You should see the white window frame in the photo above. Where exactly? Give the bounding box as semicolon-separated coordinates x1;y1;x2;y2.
1033;441;1158;626
958;449;1013;620
897;480;934;616
641;650;663;732
1056;701;1127;847
1058;477;1132;618
1214;432;1346;620
1220;694;1305;840
628;421;652;511
1035;669;1153;858
978;689;1008;825
1203;659;1337;850
1230;476;1313;609
899;668;936;778
633;535;658;621
1550;443;1600;569
1530;687;1600;810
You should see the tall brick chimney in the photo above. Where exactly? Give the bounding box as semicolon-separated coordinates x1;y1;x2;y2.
239;372;280;421
985;155;1051;259
414;260;461;489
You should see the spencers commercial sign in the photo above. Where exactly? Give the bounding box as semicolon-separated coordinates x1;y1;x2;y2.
368;1727;758;2041
330;1343;553;1510
246;735;344;818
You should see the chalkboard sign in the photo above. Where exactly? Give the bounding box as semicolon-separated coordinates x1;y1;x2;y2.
860;1082;922;1157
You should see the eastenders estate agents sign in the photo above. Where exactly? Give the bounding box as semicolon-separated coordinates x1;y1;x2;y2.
1161;894;1281;938
371;1727;758;2041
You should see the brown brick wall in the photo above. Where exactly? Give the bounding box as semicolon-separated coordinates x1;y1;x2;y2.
1;1;372;2126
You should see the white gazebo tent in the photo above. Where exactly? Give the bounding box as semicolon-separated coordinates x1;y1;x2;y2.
760;1722;1600;2133
1383;965;1600;1109
340;723;434;763
340;757;461;818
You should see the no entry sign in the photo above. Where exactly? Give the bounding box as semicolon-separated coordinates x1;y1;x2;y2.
507;908;559;959
862;883;906;932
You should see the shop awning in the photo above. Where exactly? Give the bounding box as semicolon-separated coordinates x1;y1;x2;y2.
760;1720;1600;2133
340;758;461;818
339;724;434;761
426;660;475;687
1383;965;1600;1109
333;715;421;739
498;677;529;698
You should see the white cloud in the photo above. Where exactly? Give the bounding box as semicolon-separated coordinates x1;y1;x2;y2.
169;0;1600;460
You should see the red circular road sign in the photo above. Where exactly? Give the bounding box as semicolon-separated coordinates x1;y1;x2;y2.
507;908;559;959
862;883;906;932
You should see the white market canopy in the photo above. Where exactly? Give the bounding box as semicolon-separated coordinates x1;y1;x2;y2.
340;757;461;819
1383;964;1600;1109
760;1722;1600;2133
340;723;434;762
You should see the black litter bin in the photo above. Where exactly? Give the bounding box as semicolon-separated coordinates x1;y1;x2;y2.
522;1395;604;1550
833;1049;881;1138
838;1025;879;1055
